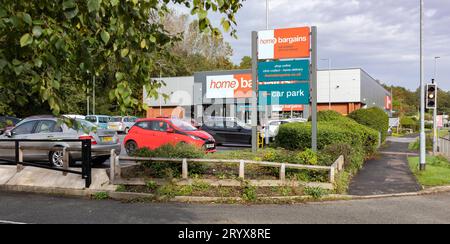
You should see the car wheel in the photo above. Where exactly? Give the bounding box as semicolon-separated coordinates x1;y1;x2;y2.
125;140;138;156
49;148;71;168
92;156;109;166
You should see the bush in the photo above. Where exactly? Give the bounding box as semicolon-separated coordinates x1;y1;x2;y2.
275;117;378;156
134;144;207;178
295;149;318;165
409;134;433;151
304;187;328;199
349;107;389;142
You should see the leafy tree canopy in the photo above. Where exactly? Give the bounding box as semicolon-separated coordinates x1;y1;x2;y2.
0;0;245;116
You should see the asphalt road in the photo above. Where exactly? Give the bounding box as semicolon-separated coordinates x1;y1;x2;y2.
0;192;449;224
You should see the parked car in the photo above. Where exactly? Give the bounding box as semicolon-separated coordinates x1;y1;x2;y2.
107;116;138;134
0;116;21;135
63;114;86;120
262;118;307;140
124;117;216;155
85;115;111;129
201;118;252;145
0;116;121;167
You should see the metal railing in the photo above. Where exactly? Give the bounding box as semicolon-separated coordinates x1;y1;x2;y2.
438;137;450;159
0;139;92;188
109;149;345;185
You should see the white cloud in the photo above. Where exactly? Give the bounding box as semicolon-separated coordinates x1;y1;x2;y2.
210;0;450;91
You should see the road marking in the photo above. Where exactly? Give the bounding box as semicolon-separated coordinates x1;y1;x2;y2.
0;220;28;225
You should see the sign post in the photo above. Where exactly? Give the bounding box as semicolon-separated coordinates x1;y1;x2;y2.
311;27;318;152
251;31;258;153
252;26;317;152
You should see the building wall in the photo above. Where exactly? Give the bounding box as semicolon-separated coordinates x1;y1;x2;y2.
317;103;362;115
317;69;361;103
146;106;186;119
360;70;390;109
143;76;194;107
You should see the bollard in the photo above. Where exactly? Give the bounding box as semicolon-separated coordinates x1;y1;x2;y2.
62;147;69;176
110;149;116;184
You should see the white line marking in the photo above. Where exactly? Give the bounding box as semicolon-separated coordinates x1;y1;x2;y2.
0;220;28;224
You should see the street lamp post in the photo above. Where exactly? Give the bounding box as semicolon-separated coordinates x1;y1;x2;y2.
433;56;441;155
419;0;426;171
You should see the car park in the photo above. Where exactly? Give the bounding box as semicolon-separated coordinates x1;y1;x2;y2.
0;116;121;167
107;116;138;134
0;116;21;135
85;115;111;130
200;117;252;145
124;117;216;155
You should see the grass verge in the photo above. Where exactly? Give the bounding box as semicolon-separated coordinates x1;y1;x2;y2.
408;156;450;187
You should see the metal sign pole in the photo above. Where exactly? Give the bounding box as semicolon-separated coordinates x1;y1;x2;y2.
419;0;426;171
251;31;258;153
311;26;318;152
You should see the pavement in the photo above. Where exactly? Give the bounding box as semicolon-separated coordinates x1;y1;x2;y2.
348;136;422;196
0;191;449;224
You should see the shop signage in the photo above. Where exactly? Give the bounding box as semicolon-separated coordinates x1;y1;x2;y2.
258;60;310;82
206;74;252;99
258;83;310;105
258;27;311;60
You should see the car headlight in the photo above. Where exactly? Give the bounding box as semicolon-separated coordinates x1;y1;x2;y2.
189;135;202;141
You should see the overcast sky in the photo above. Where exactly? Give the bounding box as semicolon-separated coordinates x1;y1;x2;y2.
175;0;450;91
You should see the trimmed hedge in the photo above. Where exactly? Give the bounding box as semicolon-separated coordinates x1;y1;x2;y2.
349;107;389;142
277;111;379;155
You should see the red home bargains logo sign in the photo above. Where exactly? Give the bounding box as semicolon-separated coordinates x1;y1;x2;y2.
258;27;311;60
206;74;252;99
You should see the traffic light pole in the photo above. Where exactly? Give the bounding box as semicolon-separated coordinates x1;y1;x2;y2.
433;79;438;156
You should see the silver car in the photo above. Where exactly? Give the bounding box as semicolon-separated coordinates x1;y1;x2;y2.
0;116;121;167
107;116;138;134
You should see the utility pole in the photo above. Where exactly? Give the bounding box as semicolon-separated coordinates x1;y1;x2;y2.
419;0;426;171
433;57;440;155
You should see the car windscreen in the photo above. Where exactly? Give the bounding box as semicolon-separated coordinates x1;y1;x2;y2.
110;117;122;122
171;119;197;131
85;116;97;123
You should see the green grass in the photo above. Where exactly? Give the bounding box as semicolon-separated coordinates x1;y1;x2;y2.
408;156;450;187
439;129;449;138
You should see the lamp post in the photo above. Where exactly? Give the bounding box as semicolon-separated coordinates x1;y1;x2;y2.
419;0;426;171
321;58;332;110
433;56;441;155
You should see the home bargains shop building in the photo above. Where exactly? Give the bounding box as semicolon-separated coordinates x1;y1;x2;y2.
144;68;391;123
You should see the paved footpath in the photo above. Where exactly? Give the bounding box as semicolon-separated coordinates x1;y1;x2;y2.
0;191;450;224
349;136;422;196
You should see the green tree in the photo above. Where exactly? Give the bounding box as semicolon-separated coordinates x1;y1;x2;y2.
0;0;245;116
239;56;252;69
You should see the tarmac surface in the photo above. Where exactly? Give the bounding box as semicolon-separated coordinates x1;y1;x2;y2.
349;136;422;196
0;191;449;224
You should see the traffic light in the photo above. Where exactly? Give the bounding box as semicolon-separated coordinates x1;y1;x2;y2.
426;84;437;109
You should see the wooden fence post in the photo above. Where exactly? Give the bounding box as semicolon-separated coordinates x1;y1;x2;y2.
239;160;245;179
182;159;188;179
279;163;286;181
17;147;24;172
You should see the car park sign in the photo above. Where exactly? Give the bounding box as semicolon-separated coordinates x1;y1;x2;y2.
258;83;310;105
258;27;311;60
258;60;310;82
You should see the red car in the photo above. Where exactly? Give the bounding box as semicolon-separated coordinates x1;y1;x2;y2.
124;117;216;155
